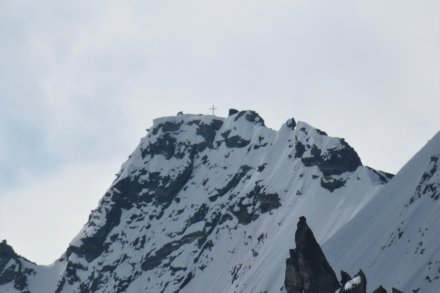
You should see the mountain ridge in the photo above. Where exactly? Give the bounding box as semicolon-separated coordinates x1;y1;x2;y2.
324;131;440;292
1;110;395;293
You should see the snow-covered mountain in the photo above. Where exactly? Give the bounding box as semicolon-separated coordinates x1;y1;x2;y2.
0;240;34;293
0;110;392;293
324;131;440;293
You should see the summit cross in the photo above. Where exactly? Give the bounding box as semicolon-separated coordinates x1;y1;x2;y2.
210;105;217;115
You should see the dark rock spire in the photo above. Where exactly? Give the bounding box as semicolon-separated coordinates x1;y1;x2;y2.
373;285;387;293
284;216;340;293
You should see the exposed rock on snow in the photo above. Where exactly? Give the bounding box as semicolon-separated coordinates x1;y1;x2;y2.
339;270;367;293
285;217;340;293
372;285;387;293
283;218;409;293
0;240;35;293
340;270;352;287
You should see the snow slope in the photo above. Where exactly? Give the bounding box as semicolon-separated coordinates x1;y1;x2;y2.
0;111;390;293
324;131;440;293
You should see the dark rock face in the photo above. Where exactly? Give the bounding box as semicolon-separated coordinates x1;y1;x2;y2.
0;240;33;293
146;119;224;157
221;130;251;148
286;118;297;130
141;231;205;271
339;270;367;293
0;240;15;271
373;285;387;293
228;108;239;116
66;160;194;264
301;142;362;177
283;219;404;293
208;165;252;202
229;183;281;224
285;217;340;293
408;155;439;204
340;270;352;287
234;110;265;126
195;119;224;148
64;119;226;266
320;176;346;192
295;141;306;158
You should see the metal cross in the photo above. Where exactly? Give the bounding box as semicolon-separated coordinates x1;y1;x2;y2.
210;105;217;115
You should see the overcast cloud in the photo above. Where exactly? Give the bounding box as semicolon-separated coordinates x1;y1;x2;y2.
0;0;439;264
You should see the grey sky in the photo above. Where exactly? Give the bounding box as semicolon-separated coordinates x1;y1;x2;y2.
0;0;439;264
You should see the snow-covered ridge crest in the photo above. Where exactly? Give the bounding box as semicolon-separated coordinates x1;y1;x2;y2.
0;110;391;293
324;131;440;293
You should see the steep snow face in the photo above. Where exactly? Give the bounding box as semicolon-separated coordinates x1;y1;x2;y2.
324;131;440;293
1;111;390;293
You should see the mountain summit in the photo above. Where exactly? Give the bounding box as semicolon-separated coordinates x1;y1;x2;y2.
1;110;392;292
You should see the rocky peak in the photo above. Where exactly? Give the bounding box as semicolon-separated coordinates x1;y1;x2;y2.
285;217;340;293
228;108;239;116
286;118;297;130
372;285;387;293
0;240;16;269
0;239;14;255
230;110;265;126
283;221;406;293
0;240;34;293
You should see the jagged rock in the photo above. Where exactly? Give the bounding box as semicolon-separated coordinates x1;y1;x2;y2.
340;270;352;286
234;110;265;126
339;270;367;293
285;217;340;293
0;240;33;293
228;108;239;116
0;240;15;269
373;285;387;293
301;142;362;177
286;118;296;130
392;288;404;293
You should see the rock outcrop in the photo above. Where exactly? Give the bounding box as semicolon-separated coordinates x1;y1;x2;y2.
339;270;367;293
285;216;340;293
341;270;352;287
373;285;387;293
0;240;34;293
284;217;408;293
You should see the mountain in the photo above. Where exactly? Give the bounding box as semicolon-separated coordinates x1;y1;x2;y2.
0;110;391;293
324;131;440;293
